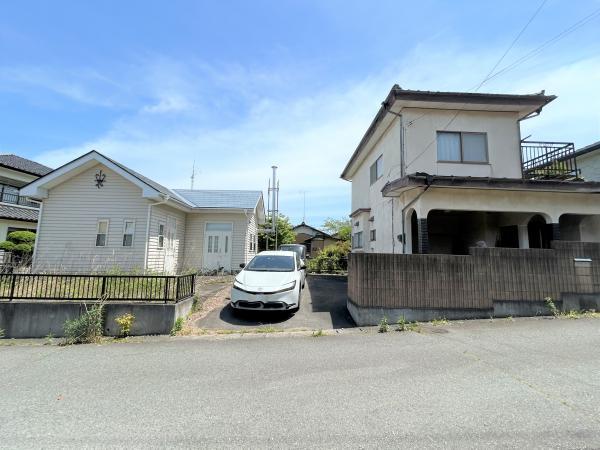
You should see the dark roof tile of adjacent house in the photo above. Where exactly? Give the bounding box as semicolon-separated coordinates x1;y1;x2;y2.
0;204;38;222
0;154;53;177
174;190;263;209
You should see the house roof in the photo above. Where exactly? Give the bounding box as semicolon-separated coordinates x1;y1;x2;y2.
0;204;38;222
174;190;263;210
574;141;600;158
0;154;53;177
292;222;336;239
340;85;556;180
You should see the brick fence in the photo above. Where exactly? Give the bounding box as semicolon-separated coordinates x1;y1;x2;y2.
347;241;600;324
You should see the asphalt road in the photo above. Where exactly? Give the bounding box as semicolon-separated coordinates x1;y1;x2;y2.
1;317;600;449
194;274;355;330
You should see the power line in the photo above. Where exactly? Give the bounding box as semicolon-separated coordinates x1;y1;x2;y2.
404;0;549;169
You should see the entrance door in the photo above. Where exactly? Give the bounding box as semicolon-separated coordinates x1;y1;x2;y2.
164;216;177;274
203;223;233;272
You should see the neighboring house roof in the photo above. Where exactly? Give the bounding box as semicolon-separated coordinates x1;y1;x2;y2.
574;141;600;158
341;85;556;180
0;154;53;177
292;222;336;239
174;189;263;210
0;204;38;222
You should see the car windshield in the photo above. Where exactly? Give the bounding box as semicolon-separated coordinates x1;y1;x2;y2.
245;255;295;272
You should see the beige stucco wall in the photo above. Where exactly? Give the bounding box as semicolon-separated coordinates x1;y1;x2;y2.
402;108;522;178
33;164;151;272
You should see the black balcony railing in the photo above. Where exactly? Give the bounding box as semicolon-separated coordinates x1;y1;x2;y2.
521;141;579;180
0;188;39;208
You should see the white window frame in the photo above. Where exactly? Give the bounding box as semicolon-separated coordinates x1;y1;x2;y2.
157;222;165;249
96;219;109;247
122;220;135;247
436;131;489;164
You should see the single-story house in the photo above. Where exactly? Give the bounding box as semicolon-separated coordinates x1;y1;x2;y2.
0;154;52;241
292;222;341;258
21;150;265;273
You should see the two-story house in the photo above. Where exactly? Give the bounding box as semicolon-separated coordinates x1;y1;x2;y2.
0;154;52;241
341;86;600;255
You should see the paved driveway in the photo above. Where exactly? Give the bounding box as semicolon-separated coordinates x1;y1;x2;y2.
193;274;355;330
1;317;600;448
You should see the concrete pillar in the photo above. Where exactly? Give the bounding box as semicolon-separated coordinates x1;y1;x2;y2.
550;223;560;241
417;218;429;254
518;225;529;249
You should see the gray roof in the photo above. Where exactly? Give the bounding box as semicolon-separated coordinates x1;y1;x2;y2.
0;154;53;177
0;204;39;222
174;190;262;209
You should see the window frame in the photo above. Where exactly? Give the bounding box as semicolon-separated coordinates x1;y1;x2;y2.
95;219;109;247
436;131;489;164
369;155;383;185
122;220;135;247
352;231;363;249
157;222;165;249
370;229;376;242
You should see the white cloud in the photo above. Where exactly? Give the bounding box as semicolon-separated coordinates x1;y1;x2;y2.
31;42;600;225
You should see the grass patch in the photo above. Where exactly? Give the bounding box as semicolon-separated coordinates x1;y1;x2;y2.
312;329;324;337
170;317;185;336
430;317;449;326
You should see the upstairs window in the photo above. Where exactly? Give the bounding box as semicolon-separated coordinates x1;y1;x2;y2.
96;220;109;247
437;132;488;163
370;155;383;184
122;220;135;247
370;229;377;241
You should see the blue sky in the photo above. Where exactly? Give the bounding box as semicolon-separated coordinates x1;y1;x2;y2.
1;0;599;227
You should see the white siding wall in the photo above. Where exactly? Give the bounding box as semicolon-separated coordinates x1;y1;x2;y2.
244;213;257;262
182;212;252;271
577;152;600;182
34;164;150;273
146;203;186;273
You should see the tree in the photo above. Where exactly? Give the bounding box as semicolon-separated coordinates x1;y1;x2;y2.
258;214;296;251
322;217;351;241
0;230;36;264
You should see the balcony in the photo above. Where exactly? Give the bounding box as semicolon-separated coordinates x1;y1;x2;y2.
0;189;39;208
521;141;579;180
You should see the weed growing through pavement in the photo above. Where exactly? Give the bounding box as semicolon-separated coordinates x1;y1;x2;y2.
171;317;185;336
545;297;560;318
115;313;135;337
312;329;324;337
431;317;449;326
396;316;421;332
378;317;389;333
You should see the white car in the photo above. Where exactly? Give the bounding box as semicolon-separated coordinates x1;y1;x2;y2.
230;251;306;311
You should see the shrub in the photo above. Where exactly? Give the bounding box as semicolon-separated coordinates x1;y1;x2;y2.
115;313;135;337
63;302;105;344
0;241;15;252
7;231;36;244
307;241;351;274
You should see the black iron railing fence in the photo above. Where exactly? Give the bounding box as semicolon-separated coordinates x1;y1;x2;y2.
521;141;579;180
0;273;196;303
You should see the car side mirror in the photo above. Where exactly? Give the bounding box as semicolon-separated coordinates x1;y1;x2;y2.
301;265;307;270
239;263;245;269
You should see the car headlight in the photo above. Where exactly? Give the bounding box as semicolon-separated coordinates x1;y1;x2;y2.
233;280;248;292
272;281;296;294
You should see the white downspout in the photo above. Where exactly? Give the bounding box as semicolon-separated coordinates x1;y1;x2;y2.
143;194;170;272
31;201;43;271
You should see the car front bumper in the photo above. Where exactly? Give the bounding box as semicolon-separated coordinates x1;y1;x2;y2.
230;286;298;310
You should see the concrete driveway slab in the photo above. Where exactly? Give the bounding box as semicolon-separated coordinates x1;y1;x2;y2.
193;274;355;330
